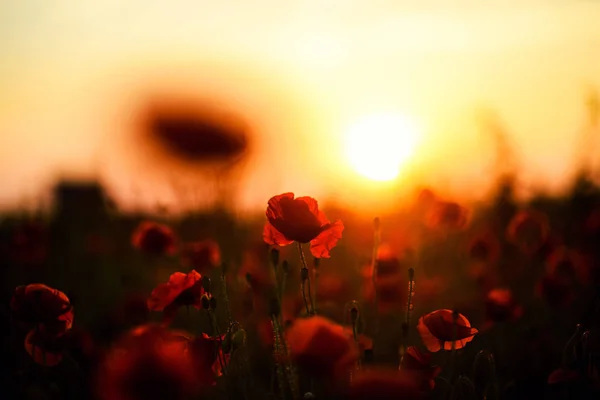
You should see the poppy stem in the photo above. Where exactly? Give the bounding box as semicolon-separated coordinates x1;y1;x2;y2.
271;316;290;400
220;271;233;324
207;309;229;378
297;243;314;315
371;218;381;357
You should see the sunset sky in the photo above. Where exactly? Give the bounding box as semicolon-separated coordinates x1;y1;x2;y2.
1;1;600;214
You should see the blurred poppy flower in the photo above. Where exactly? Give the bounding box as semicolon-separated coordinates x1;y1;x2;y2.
506;210;549;254
11;284;74;333
147;271;204;322
548;368;582;385
417;309;478;352
263;193;344;258
484;288;523;324
427;201;468;231
536;275;574;308
237;242;275;317
189;333;228;386
180;240;221;274
545;246;589;283
286;316;358;380
348;368;427;400
467;231;500;264
343;327;373;353
400;346;441;391
131;221;177;256
96;325;201;400
7;220;48;265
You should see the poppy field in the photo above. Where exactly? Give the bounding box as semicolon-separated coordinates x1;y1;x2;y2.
3;174;600;400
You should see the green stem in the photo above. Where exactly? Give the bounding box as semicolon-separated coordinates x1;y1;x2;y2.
297;243;315;315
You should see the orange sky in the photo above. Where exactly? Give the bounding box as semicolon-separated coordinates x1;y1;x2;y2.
1;1;600;214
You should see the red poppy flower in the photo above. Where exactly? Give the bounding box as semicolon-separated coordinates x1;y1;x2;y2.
417;309;478;352
189;333;228;386
131;221;177;256
10;284;73;331
286;316;358;380
467;231;500;264
96;325;200;400
506;210;549;254
427;201;468;231
484;288;523;324
180;240;221;274
400;346;441;391
147;271;204;322
348;368;427;400
545;246;589;283
263;193;344;258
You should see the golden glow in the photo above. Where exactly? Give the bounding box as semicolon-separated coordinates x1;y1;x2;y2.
345;113;420;181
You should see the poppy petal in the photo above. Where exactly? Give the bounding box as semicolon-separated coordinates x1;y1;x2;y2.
309;220;344;258
262;222;294;246
296;197;321;218
266;193;295;220
417;316;442;352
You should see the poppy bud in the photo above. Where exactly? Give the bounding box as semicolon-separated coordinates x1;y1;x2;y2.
314;258;320;268
209;297;217;310
202;276;212;294
350;307;359;324
301;267;309;282
282;260;289;274
270;248;280;266
201;295;211;310
232;329;247;349
269;298;280;317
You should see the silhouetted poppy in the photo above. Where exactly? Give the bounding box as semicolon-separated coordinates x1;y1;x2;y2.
545;246;589;283
400;346;441;391
427;201;468;231
263;193;344;258
180;240;221;274
467;231;500;264
96;325;200;400
286;316;357;380
131;221;177;256
348;368;427;400
506;210;549;254
484;288;523;324
147;271;204;322
417;309;478;352
11;284;73;332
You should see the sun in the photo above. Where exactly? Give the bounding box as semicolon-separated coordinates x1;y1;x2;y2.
344;113;420;181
